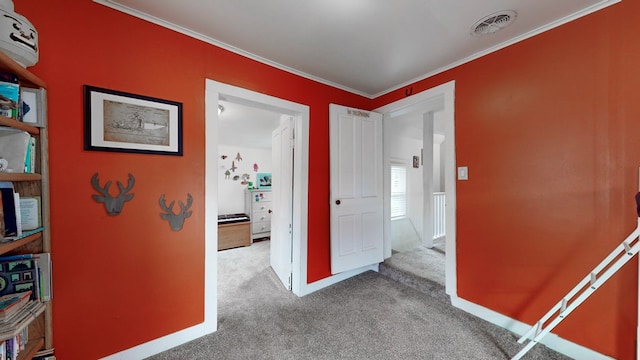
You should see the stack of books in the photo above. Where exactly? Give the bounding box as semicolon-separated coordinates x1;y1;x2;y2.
0;290;40;359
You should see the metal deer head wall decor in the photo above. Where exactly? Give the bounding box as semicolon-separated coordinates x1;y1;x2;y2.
91;173;135;216
159;193;193;231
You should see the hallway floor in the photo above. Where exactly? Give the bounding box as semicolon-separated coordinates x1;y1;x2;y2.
387;237;446;287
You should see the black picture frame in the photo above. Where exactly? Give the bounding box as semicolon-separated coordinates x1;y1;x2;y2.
83;85;183;156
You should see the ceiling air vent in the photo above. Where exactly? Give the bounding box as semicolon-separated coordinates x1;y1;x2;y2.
471;10;517;36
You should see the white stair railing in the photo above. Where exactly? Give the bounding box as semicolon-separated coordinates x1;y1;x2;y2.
433;192;446;239
512;215;640;359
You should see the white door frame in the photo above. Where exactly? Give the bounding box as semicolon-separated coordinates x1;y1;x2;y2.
206;79;310;301
374;80;457;296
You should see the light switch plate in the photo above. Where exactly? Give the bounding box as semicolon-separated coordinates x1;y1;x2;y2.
457;166;468;180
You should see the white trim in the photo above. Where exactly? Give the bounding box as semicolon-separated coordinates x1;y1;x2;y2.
99;323;213;360
93;0;620;99
205;80;310;299
450;295;614;360
375;80;457;297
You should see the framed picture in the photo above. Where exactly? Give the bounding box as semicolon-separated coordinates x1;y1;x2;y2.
83;85;183;156
413;155;420;168
256;173;272;189
19;87;47;127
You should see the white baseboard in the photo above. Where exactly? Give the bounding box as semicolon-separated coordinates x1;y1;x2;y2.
100;321;216;360
450;295;614;360
296;264;379;297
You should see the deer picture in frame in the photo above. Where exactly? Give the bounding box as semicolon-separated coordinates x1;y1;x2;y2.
159;193;193;231
91;173;135;216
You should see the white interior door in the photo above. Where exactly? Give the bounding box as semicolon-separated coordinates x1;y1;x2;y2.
330;104;384;274
271;117;294;290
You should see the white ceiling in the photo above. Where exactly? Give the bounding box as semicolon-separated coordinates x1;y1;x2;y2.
217;100;282;148
95;0;618;98
94;0;618;146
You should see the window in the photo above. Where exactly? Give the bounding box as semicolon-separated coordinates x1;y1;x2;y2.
390;165;407;219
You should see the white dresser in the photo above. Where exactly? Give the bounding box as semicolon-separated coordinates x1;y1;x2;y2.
244;189;272;240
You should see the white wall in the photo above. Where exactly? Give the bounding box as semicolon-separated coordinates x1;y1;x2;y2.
218;144;272;215
390;133;424;245
433;133;445;193
389;125;446;251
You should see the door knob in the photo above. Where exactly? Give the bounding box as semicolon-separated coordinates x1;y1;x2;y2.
335;200;341;205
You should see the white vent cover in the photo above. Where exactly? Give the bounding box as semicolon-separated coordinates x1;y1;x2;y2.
471;10;517;36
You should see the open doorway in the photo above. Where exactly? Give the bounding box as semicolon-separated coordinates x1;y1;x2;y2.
383;109;448;287
374;80;457;297
217;99;293;290
205;79;311;331
386;111;446;252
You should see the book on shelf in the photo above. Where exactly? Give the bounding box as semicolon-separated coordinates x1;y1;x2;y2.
33;347;55;360
0;292;30;321
22;137;35;174
0;127;31;174
34;253;51;302
18;196;40;231
0;72;19;120
11;193;19;238
0;253;50;303
0;183;17;238
0;299;40;332
0;301;41;359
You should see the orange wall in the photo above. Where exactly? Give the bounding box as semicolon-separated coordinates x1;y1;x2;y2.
15;0;640;358
374;1;639;358
17;1;369;358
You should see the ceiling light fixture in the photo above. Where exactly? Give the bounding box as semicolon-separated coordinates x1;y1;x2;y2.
471;10;517;37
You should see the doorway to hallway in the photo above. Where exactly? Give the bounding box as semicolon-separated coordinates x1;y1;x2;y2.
374;80;456;296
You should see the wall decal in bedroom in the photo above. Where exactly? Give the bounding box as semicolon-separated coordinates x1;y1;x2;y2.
159;193;193;231
91;173;135;216
235;152;242;162
253;163;259;172
240;173;250;185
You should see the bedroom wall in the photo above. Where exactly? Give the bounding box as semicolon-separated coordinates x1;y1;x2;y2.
17;1;370;358
373;1;640;358
217;144;272;215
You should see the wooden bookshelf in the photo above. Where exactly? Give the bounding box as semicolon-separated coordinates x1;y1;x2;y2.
0;173;42;182
17;337;44;360
0;52;45;89
0;232;43;255
0;116;39;135
0;50;52;358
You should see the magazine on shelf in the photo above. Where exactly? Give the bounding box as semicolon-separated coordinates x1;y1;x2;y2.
0;292;30;321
